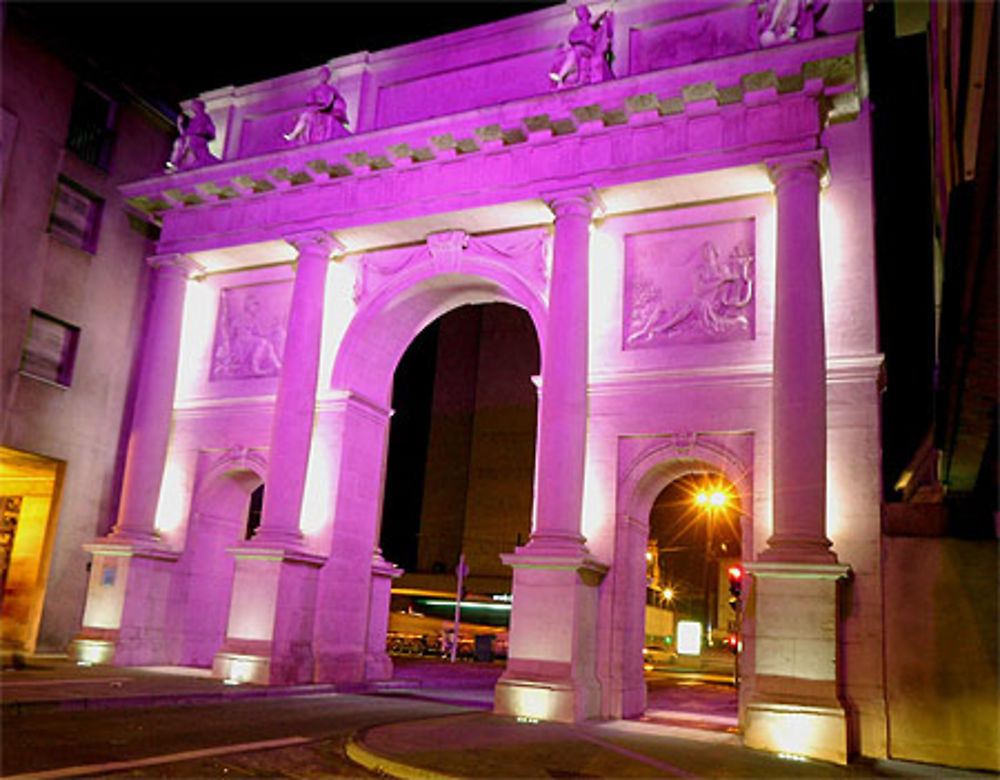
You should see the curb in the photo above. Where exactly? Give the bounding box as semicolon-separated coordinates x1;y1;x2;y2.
345;731;459;780
1;683;344;714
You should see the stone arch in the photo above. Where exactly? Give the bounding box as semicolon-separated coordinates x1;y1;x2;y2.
331;229;549;405
176;449;266;667
313;229;549;683
607;434;751;718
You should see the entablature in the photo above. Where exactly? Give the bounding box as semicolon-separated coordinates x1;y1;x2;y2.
122;32;862;258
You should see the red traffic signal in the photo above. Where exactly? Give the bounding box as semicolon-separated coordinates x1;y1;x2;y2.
728;565;743;601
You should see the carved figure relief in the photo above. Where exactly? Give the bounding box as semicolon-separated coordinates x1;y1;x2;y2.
166;99;218;172
624;220;755;348
758;0;829;47
211;282;293;380
284;66;350;146
549;4;615;89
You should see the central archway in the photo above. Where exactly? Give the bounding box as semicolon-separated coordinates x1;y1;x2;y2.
311;228;550;684
381;301;539;669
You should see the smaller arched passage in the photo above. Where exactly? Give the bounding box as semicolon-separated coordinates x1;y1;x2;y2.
314;240;548;683
176;462;264;668
608;441;751;719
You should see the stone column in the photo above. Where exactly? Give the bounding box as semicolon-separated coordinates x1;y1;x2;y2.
213;230;340;685
763;150;836;563
72;253;199;666
253;230;342;546
743;150;851;765
495;188;608;724
111;253;202;543
527;189;598;552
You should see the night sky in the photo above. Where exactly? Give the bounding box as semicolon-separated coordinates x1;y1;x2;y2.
10;2;562;112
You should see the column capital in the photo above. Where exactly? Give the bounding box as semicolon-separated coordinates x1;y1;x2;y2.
284;229;345;259
146;253;204;278
765;149;829;188
542;186;605;220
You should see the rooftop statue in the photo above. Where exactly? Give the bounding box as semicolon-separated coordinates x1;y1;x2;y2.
758;0;829;47
549;3;614;89
166;99;217;173
284;66;350;146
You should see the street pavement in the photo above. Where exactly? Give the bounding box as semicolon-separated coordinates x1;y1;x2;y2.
2;653;994;779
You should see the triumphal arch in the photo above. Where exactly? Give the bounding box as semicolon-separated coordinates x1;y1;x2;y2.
75;0;884;764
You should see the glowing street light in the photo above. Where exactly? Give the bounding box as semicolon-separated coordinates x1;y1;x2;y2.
696;489;728;508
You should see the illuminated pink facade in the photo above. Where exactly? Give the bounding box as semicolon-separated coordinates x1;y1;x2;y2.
74;0;885;764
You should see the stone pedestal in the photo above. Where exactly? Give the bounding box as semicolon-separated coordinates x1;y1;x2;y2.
365;551;403;680
494;548;607;723
212;545;324;685
72;541;179;666
743;562;851;764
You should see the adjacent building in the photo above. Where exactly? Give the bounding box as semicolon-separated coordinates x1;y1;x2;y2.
1;12;173;656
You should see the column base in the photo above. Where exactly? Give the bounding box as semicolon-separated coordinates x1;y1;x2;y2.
743;560;852;764
493;545;607;723
213;640;271;685
495;662;601;723
76;539;181;667
217;544;325;685
744;693;849;764
69;631;117;666
314;650;367;684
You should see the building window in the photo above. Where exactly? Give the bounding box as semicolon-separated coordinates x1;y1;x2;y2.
48;177;102;252
65;82;116;170
20;310;80;388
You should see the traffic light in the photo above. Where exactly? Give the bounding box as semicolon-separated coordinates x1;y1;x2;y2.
727;565;743;609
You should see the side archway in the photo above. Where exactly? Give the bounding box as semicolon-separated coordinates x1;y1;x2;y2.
608;434;752;718
176;449;266;667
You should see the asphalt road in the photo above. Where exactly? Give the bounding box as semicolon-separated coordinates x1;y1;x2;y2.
2;693;471;778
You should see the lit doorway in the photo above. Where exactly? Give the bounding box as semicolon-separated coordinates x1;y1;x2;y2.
0;447;64;655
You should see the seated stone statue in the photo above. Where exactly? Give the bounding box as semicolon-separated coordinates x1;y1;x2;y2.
549;4;614;89
759;0;829;46
284;66;350;145
165;99;217;172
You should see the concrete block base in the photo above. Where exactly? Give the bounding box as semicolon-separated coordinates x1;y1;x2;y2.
69;636;117;666
744;698;849;764
212;649;270;684
494;671;599;723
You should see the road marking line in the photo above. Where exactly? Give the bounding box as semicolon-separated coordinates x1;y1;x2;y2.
1;677;132;688
574;730;696;777
3;736;311;779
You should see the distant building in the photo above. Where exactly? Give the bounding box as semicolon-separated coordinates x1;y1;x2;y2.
1;14;173;655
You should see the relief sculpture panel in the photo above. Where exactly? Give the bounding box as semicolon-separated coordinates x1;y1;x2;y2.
624;219;755;349
211;281;293;380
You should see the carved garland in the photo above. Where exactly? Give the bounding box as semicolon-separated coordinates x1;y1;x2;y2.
352;229;550;305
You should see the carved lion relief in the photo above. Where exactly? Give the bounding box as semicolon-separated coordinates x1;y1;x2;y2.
211;281;293;380
624;219;755;349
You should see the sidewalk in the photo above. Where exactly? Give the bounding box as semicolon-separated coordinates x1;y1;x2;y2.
3;654;993;779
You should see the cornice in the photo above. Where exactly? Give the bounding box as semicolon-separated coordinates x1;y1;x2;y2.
122;34;862;249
